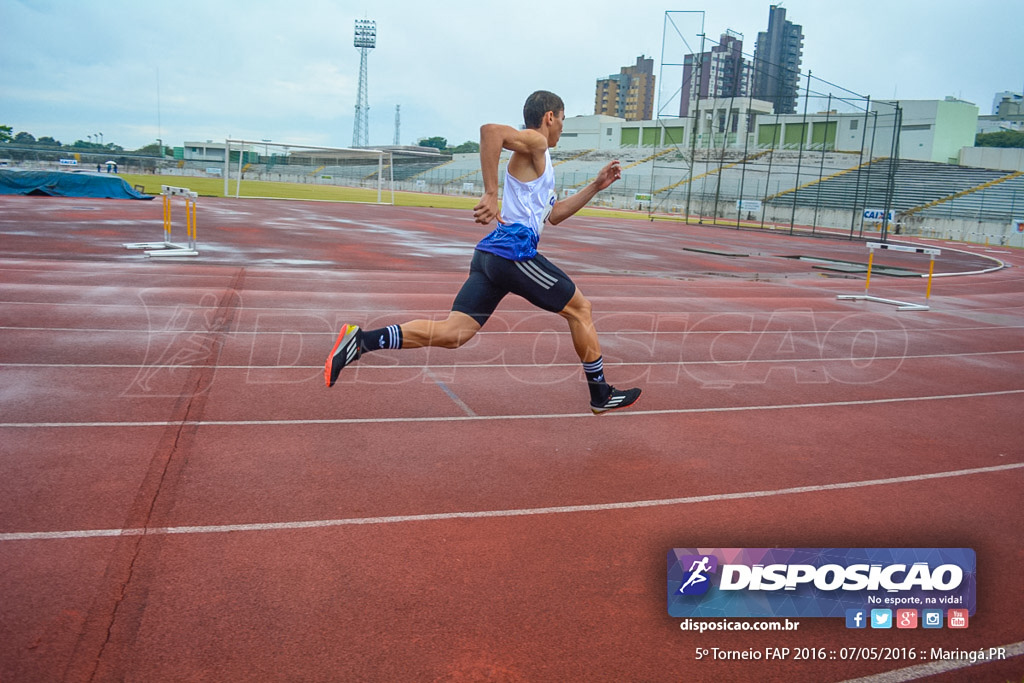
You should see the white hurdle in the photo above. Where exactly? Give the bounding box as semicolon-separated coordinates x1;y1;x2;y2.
124;185;199;257
837;242;941;311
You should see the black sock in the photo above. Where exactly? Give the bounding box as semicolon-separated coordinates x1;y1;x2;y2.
360;325;403;353
583;357;611;403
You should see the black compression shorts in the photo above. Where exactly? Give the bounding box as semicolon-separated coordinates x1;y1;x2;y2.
451;249;577;326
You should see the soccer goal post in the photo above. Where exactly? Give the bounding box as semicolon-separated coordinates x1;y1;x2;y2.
223;139;394;204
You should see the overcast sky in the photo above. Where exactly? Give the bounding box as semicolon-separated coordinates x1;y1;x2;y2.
1;0;1021;151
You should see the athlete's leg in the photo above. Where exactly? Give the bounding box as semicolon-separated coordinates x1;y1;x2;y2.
486;251;641;412
558;285;641;414
398;311;481;349
326;312;480;387
326;251;500;387
558;287;601;363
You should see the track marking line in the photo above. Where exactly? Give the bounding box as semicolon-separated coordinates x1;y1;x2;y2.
4;349;1022;372
839;639;1024;682
1;389;1021;429
3;324;1024;335
424;368;476;417
1;463;1020;542
3;299;1024;318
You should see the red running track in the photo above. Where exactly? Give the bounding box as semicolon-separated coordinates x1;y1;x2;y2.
0;195;1022;682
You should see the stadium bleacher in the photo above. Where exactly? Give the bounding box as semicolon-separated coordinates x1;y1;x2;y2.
912;170;1024;221
766;158;1021;221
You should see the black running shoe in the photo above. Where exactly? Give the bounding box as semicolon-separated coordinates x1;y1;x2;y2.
325;324;361;387
590;386;642;414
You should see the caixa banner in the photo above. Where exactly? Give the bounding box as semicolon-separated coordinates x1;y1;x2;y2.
667;548;975;618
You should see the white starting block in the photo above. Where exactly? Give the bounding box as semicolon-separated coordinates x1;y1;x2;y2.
837;242;941;311
124;185;199;257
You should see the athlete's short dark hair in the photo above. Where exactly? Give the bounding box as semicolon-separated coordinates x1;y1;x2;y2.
523;90;564;129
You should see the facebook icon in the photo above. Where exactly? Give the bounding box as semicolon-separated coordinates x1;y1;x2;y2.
846;609;867;629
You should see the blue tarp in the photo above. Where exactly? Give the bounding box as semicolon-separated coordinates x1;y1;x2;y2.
0;170;154;199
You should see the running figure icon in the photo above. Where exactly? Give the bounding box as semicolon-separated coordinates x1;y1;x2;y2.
678;556;712;593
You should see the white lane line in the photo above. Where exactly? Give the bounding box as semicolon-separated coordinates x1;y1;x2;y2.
839;640;1024;682
2;297;1022;316
1;389;1022;429
3;325;1024;335
2;350;1023;372
2;463;1021;542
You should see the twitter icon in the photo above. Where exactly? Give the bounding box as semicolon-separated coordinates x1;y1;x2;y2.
870;609;893;629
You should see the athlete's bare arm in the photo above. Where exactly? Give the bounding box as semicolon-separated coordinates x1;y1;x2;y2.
548;160;621;225
473;124;548;226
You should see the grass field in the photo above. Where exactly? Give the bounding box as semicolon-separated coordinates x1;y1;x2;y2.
118;173;481;210
117;173;640;220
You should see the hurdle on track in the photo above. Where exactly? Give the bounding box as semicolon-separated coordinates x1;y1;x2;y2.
124;185;199;257
837;242;941;311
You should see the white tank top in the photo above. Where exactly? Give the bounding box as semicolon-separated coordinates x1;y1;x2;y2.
501;149;556;237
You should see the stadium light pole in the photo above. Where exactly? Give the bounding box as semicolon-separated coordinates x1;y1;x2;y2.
352;19;376;148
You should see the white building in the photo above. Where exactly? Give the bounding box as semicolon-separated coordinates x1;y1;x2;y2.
558;115;626;150
560;98;774;152
751;98;978;164
881;98;979;163
182;141;228;162
561;98;980;167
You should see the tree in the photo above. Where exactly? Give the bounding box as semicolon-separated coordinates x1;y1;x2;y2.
134;142;171;156
71;140;123;152
975;130;1024;148
14;131;36;144
418;136;447;151
449;140;480;154
0;125;12;143
36;136;62;147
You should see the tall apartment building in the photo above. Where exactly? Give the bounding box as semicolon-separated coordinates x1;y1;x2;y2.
595;55;655;121
679;31;752;117
752;5;803;114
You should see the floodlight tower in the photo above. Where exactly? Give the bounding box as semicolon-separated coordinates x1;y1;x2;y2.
352;19;376;148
